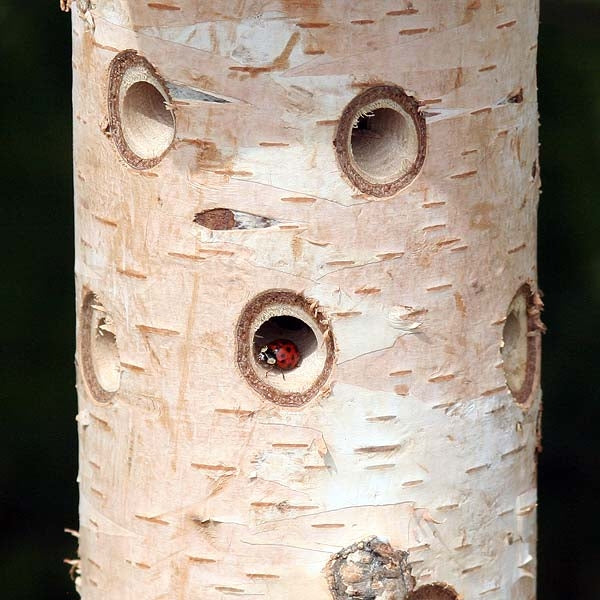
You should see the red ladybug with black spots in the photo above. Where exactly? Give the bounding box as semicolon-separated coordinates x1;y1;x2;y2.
257;339;300;371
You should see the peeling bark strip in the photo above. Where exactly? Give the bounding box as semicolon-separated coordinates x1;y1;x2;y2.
72;2;540;599
326;538;414;600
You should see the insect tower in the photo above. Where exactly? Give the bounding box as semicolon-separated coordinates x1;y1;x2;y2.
70;1;543;598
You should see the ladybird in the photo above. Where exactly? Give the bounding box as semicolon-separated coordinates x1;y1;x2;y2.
257;339;300;371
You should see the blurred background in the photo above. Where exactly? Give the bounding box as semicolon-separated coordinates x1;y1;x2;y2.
1;1;598;598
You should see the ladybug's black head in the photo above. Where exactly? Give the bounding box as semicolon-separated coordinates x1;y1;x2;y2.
257;346;277;365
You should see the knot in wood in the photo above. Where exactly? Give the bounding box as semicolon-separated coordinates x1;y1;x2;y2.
326;537;414;600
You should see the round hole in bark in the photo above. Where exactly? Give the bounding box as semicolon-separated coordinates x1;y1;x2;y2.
107;50;175;169
80;291;121;403
335;85;426;197
236;290;335;407
501;284;540;405
406;583;459;600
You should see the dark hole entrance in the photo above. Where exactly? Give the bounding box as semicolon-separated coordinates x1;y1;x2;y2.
253;315;318;367
355;115;371;131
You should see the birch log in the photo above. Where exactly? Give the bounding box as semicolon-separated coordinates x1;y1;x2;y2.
71;1;542;599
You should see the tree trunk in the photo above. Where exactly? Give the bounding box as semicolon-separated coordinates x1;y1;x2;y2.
72;2;542;599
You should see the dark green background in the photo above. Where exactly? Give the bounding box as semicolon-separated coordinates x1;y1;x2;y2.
1;1;598;598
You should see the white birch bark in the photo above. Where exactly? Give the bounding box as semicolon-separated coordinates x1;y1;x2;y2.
71;1;542;599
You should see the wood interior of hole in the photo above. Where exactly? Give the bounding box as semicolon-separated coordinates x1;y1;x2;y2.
120;79;175;160
502;295;528;392
350;100;418;184
92;315;121;393
501;284;540;406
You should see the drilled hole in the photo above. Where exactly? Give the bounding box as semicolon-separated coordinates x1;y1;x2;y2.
122;81;175;160
406;583;459;600
236;290;335;406
80;291;121;403
335;85;426;197
107;50;175;169
501;284;541;405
